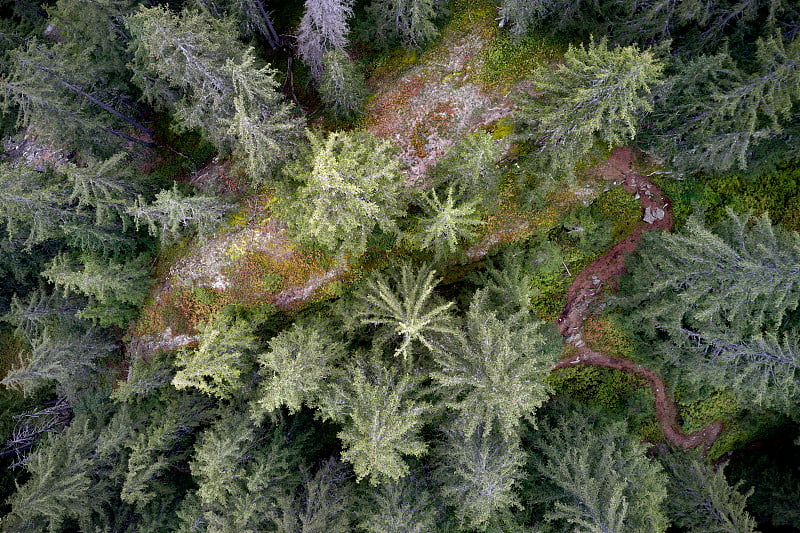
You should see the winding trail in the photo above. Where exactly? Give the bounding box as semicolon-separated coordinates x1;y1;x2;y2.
555;147;723;451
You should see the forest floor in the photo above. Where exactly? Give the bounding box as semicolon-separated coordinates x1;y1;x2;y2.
554;147;723;451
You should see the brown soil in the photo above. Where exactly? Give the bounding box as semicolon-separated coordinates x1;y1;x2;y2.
555;147;723;451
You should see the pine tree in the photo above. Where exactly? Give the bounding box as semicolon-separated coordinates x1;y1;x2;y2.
430;289;559;439
515;38;662;180
367;0;439;48
278;130;407;257
297;0;354;81
662;452;759;533
436;424;525;531
172;313;259;399
408;187;484;263
318;355;430;482
318;49;368;121
531;413;669;533
254;318;346;416
356;262;457;359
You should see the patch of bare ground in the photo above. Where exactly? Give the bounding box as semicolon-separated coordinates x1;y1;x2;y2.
555;147;723;452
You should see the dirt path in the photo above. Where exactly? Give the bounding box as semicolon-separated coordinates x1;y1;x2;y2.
555;147;723;451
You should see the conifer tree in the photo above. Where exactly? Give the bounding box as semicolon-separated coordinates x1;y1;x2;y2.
515;38;662;180
431;289;559;439
408;186;484;263
622;209;800;410
355;474;438;533
129;183;230;244
278;130;407;257
297;0;354;81
319;49;368;120
356;262;457;359
436;424;525;531
318;355;430;482
430;130;504;201
42;252;150;327
531;413;669;533
662;453;759;533
172;313;259;399
254;318;346;416
367;0;439;48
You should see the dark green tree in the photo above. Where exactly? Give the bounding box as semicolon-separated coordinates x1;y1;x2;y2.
515;38;662;180
367;0;439;48
355;473;438;533
531;413;669;533
318;49;368;121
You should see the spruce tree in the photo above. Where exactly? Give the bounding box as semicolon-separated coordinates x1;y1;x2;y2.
172;313;259;399
254;318;346;416
662;453;759;533
355;474;438;533
408;187;484;263
430;289;559;440
531;413;669;533
356;262;457;359
515;38;662;180
367;0;439;48
297;0;354;81
429;130;504;202
318;354;430;482
278;130;407;257
319;49;368;121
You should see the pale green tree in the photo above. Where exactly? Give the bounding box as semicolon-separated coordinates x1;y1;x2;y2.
356;262;457;358
278;130;407;257
367;0;439;48
431;289;559;439
318;355;430;482
407;186;484;262
355;474;438;533
436;424;525;531
319;49;368;120
172;313;259;398
254;318;346;416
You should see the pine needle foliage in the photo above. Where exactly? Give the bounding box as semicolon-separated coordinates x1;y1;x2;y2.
367;0;439;49
297;0;354;81
355;474;438;533
356;262;457;359
319;49;368;121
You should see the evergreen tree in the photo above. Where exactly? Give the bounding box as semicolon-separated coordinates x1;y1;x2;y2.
662;453;759;533
172;313;259;399
278;130;407;257
254;318;346;416
129;183;230;244
622;209;800;411
127;6;302;175
355;474;438;533
367;0;439;48
356;262;457;359
515;38;662;180
531;413;669;533
644;34;800;173
194;0;283;48
297;0;354;81
407;187;483;263
431;290;558;440
42;252;150;327
436;424;525;531
318;354;430;482
318;49;368;121
429;130;504;202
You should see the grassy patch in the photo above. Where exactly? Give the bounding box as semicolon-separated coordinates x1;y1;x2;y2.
582;314;637;359
592;185;641;242
549;364;647;409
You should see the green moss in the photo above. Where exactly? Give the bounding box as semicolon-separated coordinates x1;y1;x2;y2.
677;390;739;433
490;118;514;140
549;365;645;409
192;285;218;307
592;185;641;242
480;30;564;89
